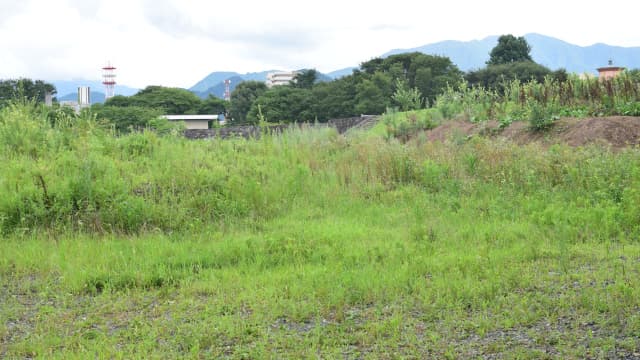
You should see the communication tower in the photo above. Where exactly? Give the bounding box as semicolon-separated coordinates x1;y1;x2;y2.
224;79;231;101
102;62;117;100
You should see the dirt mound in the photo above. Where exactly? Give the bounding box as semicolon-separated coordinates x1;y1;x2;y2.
424;116;640;148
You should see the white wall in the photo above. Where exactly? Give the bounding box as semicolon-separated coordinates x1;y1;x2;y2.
181;120;209;130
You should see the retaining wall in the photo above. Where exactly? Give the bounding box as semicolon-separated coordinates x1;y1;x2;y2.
183;116;378;139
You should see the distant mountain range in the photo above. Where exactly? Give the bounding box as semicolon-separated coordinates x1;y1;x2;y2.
384;33;640;73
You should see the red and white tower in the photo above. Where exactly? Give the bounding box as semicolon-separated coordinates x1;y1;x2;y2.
224;79;231;101
102;62;117;100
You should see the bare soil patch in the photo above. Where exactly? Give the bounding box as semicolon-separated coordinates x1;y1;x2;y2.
425;116;640;148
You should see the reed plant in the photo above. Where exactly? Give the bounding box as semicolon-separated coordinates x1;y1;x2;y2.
433;72;640;131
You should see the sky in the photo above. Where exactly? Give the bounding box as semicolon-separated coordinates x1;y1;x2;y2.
1;0;638;89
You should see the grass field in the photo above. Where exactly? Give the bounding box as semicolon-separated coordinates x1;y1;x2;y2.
1;104;640;358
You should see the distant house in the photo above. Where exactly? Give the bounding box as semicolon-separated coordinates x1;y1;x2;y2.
597;60;625;81
162;115;223;130
266;71;299;88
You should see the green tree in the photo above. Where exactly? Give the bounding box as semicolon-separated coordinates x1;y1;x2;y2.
487;35;533;65
292;69;318;89
92;104;163;133
103;95;133;107
359;53;462;105
465;61;552;90
392;79;423;111
355;72;393;114
105;86;202;114
247;86;314;124
229;81;268;124
310;76;358;121
409;55;462;104
0;79;56;107
360;58;385;74
198;95;228;115
131;86;202;114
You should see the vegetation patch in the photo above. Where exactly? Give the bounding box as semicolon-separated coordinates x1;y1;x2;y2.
2;103;640;358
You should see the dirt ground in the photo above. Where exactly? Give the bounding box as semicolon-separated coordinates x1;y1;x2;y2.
424;117;640;149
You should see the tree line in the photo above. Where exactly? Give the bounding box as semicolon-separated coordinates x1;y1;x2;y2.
230;52;463;125
6;34;634;132
228;35;570;125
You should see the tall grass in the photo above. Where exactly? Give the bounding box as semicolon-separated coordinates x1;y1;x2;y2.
1;102;639;240
433;72;640;129
2;103;640;358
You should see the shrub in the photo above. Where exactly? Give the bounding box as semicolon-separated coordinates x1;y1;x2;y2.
528;102;558;131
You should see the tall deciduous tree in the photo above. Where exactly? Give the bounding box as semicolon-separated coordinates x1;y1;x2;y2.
359;53;462;105
355;72;393;114
310;76;358;121
465;61;552;90
229;81;267;124
247;86;314;124
92;104;163;133
292;69;318;89
198;95;228;115
105;86;202;114
129;86;202;114
487;35;533;65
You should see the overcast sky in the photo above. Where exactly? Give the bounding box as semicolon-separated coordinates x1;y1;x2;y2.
1;0;638;89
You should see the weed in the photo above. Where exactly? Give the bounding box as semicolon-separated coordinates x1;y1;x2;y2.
1;104;640;358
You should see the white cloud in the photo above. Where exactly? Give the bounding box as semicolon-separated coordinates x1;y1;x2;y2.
0;0;638;89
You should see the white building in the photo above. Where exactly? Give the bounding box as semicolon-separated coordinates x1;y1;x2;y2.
78;86;91;110
60;87;91;113
266;71;298;88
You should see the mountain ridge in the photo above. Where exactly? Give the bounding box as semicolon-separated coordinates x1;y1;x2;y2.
383;33;640;73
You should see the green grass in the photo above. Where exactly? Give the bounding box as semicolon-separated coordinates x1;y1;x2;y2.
1;103;640;358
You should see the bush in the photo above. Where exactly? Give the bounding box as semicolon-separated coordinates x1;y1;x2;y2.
383;108;441;141
528;102;558;131
93;105;162;133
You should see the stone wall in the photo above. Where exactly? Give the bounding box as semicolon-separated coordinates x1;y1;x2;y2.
183;116;378;139
184;125;289;140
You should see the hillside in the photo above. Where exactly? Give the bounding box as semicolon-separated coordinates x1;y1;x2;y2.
383;33;640;73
